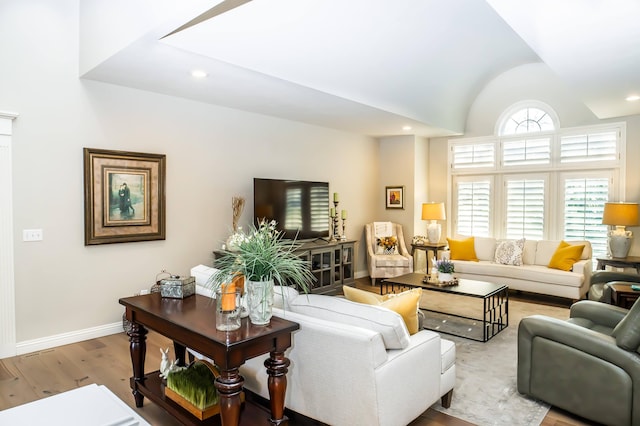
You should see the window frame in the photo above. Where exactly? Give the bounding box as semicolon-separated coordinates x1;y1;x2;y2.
448;109;626;257
495;100;560;136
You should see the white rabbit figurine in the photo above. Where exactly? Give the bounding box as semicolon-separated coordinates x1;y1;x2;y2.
159;347;185;379
159;347;171;378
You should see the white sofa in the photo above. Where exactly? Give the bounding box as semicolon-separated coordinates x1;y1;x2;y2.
447;237;592;300
190;265;455;426
240;288;456;426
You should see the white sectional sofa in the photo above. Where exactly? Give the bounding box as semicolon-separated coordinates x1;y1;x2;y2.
447;237;592;300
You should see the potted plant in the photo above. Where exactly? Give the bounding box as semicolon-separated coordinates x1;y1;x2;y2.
436;259;455;283
208;220;315;326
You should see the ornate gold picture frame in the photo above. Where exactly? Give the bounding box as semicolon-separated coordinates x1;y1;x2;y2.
83;148;166;245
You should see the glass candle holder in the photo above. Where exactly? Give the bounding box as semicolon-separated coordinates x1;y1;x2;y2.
215;287;242;331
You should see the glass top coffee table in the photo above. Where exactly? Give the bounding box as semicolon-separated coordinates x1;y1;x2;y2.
381;273;508;342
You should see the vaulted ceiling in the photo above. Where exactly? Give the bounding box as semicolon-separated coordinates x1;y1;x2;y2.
80;0;640;137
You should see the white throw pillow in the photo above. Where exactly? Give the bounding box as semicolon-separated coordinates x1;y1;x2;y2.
494;238;525;266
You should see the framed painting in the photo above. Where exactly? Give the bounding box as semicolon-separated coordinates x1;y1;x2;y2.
385;186;404;209
83;148;166;245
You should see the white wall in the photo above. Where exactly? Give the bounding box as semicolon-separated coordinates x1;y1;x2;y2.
377;136;417;244
1;0;378;348
429;62;640;252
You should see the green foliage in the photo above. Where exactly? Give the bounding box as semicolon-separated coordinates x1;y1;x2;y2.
209;220;315;293
166;362;218;410
436;259;455;273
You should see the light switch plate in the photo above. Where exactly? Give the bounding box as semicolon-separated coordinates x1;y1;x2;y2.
23;229;43;241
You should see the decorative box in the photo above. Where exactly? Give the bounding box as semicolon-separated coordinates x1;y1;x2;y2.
160;275;195;299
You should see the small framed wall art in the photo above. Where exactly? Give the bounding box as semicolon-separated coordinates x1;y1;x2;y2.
83;148;166;245
385;186;404;209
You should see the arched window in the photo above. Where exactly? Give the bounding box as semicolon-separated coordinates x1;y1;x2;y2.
449;100;623;260
496;101;558;136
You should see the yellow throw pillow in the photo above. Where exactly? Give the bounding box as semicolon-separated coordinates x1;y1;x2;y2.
343;286;422;334
342;285;385;305
548;241;585;271
380;288;422;335
447;237;479;261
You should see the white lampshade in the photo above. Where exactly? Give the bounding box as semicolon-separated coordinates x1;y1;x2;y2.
422;202;446;243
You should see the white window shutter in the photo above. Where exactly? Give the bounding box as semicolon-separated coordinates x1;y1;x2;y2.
505;178;545;240
563;177;610;256
561;131;617;163
456;180;491;237
502;137;551;167
452;143;495;170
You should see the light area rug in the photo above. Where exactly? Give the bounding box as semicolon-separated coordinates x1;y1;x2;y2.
423;294;570;426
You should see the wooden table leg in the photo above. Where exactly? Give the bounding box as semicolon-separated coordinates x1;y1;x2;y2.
264;351;290;425
127;322;148;407
215;368;244;426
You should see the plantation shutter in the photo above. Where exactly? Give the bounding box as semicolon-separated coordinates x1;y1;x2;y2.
563;177;610;256
505;178;545;240
451;143;495;170
456;180;491;237
502;138;551;167
560;131;617;163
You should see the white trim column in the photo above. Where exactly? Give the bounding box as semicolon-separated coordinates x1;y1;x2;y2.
0;111;18;359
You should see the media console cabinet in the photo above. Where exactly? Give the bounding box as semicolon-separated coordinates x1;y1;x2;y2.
215;240;355;295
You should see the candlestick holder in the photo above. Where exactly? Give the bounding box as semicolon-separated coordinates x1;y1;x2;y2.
340;218;347;241
215;287;241;331
329;200;342;241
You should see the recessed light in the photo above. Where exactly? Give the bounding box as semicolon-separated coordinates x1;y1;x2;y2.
402;126;412;131
625;95;640;102
191;70;208;78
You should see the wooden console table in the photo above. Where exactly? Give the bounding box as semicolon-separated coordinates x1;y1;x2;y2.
119;293;299;426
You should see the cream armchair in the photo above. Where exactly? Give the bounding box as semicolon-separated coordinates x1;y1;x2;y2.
365;222;413;286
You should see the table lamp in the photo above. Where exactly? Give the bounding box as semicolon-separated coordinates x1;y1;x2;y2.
421;202;446;244
602;202;639;258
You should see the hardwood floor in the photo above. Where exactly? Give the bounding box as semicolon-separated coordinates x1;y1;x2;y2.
0;279;599;425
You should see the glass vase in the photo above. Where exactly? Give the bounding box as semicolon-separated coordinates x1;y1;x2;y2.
247;279;274;326
215;287;242;331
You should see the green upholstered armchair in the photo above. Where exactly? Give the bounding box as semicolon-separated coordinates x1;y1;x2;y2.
588;270;640;302
518;300;640;426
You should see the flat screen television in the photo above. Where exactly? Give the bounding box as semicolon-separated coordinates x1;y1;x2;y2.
253;178;330;240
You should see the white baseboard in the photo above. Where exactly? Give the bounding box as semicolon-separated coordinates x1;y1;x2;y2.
16;322;123;356
355;270;368;279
